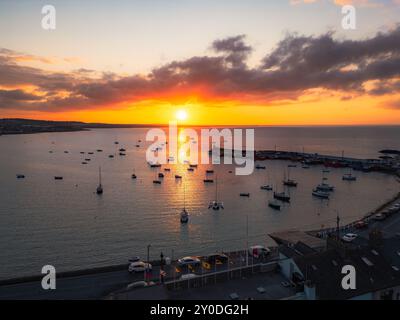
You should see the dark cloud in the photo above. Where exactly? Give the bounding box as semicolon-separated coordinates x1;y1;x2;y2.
1;27;400;112
211;35;252;67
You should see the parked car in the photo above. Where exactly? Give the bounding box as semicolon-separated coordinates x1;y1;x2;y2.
354;220;368;229
126;281;155;290
128;256;141;263
248;245;271;258
128;261;152;273
342;233;358;243
177;256;201;267
373;213;386;221
203;253;229;265
180;273;198;280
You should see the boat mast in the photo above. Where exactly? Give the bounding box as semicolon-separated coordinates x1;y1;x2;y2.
99;166;102;186
183;183;186;210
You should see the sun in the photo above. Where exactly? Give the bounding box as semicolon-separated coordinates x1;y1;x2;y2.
176;109;188;121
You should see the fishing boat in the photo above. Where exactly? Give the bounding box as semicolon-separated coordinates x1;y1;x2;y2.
80;152;85;154
316;172;334;191
189;164;198;168
88;152;94;155
255;164;266;169
158;173;164;178
187;168;194;172
208;176;224;210
64;151;69;154
97;149;103;152
119;152;126;156
136;144;140;147
316;182;334;192
203;179;214;183
153;180;162;184
273;192;290;202
283;179;298;187
109;155;114;158
342;173;357;181
164;168;171;172
96;167;103;194
312;189;329;199
149;163;161;168
175;175;182;179
85;158;91;161
180;185;189;223
119;148;126;152
16;174;25;179
240;193;250;197
81;162;87;165
206;170;214;174
54;176;63;180
114;141;119;145
131;173;137;179
260;185;273;190
268;200;281;210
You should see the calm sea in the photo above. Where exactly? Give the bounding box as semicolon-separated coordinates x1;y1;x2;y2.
0;126;399;280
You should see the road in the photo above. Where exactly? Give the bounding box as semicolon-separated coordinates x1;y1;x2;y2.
0;250;277;299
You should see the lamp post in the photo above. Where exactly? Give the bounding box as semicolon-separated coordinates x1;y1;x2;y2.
145;244;151;283
160;251;165;284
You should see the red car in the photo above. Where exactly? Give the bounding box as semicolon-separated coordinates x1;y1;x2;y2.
354;221;368;229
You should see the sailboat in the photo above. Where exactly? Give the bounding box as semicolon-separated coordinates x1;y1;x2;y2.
343;168;357;181
260;172;273;190
180;184;189;223
274;180;290;202
316;171;334;192
96;167;103;195
208;175;224;210
283;167;298;187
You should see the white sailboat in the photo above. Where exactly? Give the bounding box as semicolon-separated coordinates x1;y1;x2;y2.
343;168;357;181
260;172;273;190
208;175;224;210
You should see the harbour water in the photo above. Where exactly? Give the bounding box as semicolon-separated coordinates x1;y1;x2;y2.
0;126;399;280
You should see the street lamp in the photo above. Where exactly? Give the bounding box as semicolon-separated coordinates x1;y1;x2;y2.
145;244;151;283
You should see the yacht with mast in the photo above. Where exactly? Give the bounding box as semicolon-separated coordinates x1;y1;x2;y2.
180;185;189;223
260;172;273;190
343;168;357;181
283;167;298;187
208;176;224;210
96;167;103;195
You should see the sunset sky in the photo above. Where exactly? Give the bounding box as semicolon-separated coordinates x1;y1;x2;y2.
1;0;400;125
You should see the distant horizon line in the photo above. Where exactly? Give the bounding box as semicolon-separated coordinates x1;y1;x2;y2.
1;118;400;128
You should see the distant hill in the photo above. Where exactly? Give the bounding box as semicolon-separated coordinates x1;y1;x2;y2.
0;118;164;135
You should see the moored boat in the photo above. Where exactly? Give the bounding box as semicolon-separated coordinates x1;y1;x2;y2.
312;189;329;199
273;192;290;202
268;200;281;210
